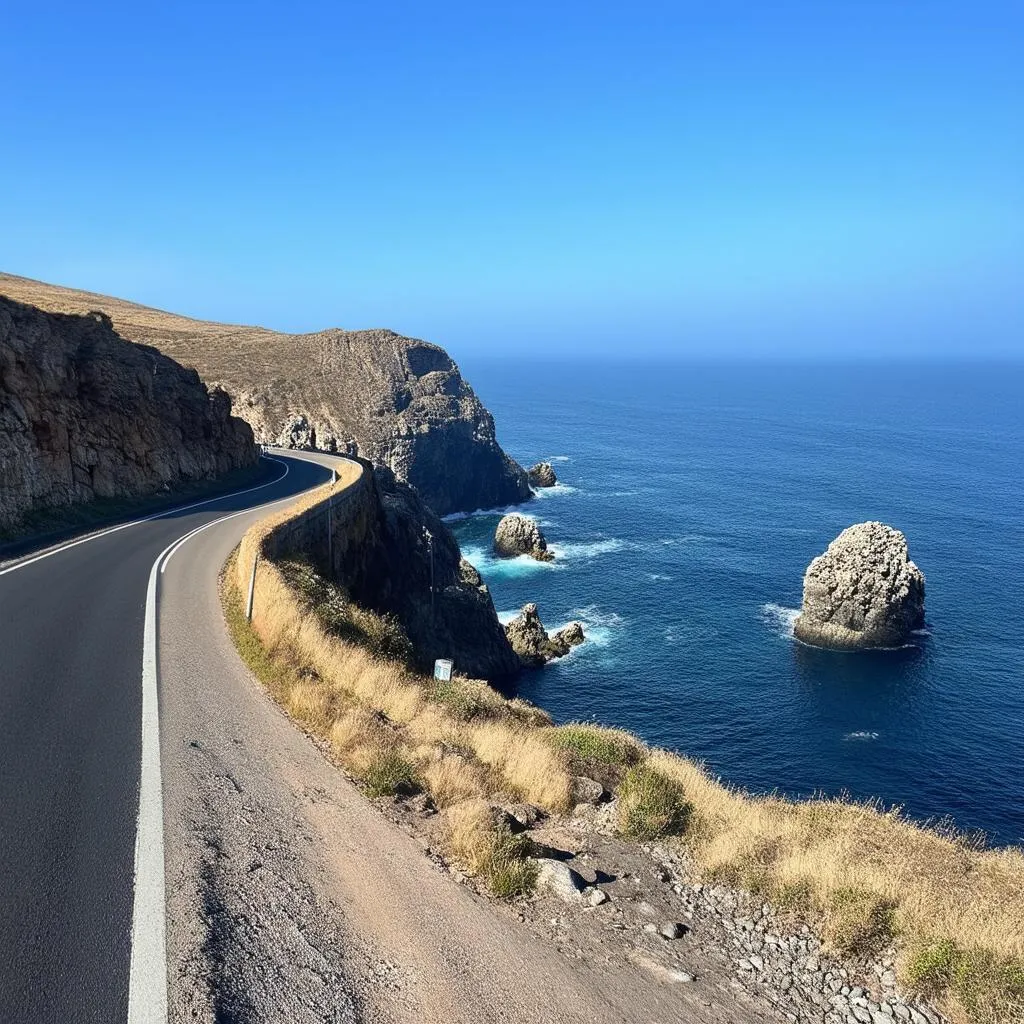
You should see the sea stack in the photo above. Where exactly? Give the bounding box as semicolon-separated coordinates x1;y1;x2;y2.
505;603;585;667
494;513;554;562
528;461;558;488
793;522;925;650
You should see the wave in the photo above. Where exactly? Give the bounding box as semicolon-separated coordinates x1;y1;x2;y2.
532;482;578;498
568;605;625;650
460;544;558;579
760;603;800;639
843;731;880;742
649;572;673;581
442;501;530;523
545;455;571;463
547;538;625;560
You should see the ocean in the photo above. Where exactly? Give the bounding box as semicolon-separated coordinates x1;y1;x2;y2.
449;359;1024;847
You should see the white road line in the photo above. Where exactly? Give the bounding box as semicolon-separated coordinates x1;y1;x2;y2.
127;535;174;1024
127;456;298;1024
0;456;289;579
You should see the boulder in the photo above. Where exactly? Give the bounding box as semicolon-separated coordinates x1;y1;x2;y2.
533;858;586;903
528;461;558;488
493;513;553;562
793;522;926;650
505;604;586;668
571;776;606;806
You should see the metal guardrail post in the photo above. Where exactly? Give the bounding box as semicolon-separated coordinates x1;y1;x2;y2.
246;553;259;621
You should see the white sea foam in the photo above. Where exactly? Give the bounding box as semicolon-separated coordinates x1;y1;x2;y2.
760;603;800;639
843;731;880;742
532;482;578;498
497;609;521;625
548;538;625;560
568;605;624;649
460;544;557;579
545;455;571;463
649;572;673;581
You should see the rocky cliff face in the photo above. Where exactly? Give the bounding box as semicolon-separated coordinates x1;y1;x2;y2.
0;274;532;517
268;460;521;680
793;522;926;650
0;296;257;534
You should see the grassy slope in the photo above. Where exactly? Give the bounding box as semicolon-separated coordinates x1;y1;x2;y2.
221;534;1024;1024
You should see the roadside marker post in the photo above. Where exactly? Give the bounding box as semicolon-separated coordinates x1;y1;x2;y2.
246;553;259;621
434;659;453;682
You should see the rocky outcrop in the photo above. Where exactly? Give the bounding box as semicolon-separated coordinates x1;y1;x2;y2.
0;296;257;534
505;603;585;667
267;460;521;680
793;522;926;650
494;514;553;562
0;274;531;516
528;462;557;488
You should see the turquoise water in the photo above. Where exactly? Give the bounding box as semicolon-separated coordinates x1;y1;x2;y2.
450;360;1024;847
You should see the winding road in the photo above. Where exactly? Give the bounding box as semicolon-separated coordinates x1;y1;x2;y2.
0;449;767;1024
0;450;337;1023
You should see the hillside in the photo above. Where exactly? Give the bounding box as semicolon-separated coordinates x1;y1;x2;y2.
0;295;256;533
0;274;531;516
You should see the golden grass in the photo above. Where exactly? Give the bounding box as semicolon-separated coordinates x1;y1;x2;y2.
224;483;1024;1022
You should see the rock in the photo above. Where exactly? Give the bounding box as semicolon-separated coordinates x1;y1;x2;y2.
551;622;585;651
571;776;606;806
659;922;685;940
0;272;532;517
0;296;257;534
793;522;926;650
504;803;545;829
528;461;558;488
305;464;522;680
533;859;585;903
494;514;553;562
586;888;608;907
504;603;585;668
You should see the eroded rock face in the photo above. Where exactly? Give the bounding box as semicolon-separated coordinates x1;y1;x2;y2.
505;603;585;667
793;522;926;650
0;297;257;534
528;462;557;488
494;514;553;562
324;464;523;681
0;269;533;517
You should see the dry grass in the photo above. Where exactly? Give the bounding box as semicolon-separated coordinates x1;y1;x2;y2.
223;486;1024;1022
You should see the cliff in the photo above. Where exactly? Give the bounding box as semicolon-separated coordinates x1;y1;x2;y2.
259;459;520;680
0;273;531;516
0;295;257;534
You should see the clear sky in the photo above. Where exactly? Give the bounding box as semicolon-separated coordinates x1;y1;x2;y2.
1;2;1021;358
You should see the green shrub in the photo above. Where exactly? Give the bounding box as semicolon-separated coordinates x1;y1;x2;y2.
432;678;488;721
617;762;689;840
823;887;896;956
906;940;1024;1022
279;558;413;663
483;826;537;898
364;750;419;798
547;723;645;786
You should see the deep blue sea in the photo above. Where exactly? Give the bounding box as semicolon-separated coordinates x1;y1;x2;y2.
450;360;1024;847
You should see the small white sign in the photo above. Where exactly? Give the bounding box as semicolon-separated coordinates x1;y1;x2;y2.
433;658;453;682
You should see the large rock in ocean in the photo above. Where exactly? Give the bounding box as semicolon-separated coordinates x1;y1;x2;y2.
528;461;558;488
505;603;585;667
0;272;532;517
494;513;553;562
793;522;926;650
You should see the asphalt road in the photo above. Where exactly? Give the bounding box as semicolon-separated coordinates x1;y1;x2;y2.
0;451;333;1024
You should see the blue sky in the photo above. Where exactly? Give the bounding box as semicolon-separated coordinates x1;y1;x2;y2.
1;2;1021;357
